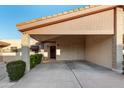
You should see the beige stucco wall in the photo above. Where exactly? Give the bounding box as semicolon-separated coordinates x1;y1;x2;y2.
51;36;85;60
85;35;113;69
42;35;113;69
17;6;117;31
27;9;114;35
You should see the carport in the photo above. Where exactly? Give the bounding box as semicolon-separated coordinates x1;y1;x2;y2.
16;5;124;73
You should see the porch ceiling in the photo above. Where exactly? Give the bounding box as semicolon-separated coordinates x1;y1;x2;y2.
30;35;60;42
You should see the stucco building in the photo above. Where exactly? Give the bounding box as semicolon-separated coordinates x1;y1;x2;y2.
0;39;37;62
0;41;10;62
16;5;124;73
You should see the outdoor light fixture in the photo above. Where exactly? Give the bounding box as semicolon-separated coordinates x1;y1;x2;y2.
57;44;59;46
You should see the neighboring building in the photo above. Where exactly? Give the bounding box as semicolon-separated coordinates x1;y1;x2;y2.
0;39;37;62
16;5;124;73
0;41;10;62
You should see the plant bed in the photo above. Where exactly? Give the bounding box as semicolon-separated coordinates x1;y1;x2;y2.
6;60;26;81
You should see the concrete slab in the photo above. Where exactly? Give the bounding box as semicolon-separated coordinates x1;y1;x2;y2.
67;61;124;88
11;63;81;88
1;61;124;88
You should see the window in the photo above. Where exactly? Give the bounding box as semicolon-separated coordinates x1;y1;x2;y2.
11;47;18;52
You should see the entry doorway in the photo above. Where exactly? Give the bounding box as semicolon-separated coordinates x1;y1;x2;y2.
50;46;56;59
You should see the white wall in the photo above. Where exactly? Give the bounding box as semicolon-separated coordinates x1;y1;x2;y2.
2;52;21;62
85;35;113;69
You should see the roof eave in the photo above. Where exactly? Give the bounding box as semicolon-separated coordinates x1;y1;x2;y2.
17;5;123;32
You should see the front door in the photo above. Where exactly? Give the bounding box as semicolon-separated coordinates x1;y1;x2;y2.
50;46;56;59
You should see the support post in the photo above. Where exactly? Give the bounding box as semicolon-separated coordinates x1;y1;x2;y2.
21;33;30;72
113;7;124;73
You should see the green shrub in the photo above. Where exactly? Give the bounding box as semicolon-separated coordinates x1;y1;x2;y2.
30;54;43;69
35;54;43;64
6;60;26;81
30;55;37;69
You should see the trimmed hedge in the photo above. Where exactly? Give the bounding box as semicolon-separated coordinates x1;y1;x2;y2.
6;60;26;81
30;54;43;69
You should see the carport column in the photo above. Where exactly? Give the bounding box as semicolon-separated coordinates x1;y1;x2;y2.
21;33;30;72
113;7;124;72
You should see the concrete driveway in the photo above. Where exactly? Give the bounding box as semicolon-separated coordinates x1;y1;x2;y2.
11;61;124;88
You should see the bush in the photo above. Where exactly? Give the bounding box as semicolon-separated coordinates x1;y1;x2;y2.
30;55;37;69
30;54;43;69
6;60;26;81
35;54;43;64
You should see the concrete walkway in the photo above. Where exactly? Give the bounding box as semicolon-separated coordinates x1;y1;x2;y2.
12;62;81;88
0;63;16;88
4;61;124;88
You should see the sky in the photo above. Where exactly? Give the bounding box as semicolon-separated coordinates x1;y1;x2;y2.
0;5;85;39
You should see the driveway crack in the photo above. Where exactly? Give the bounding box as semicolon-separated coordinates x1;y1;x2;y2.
66;62;83;88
